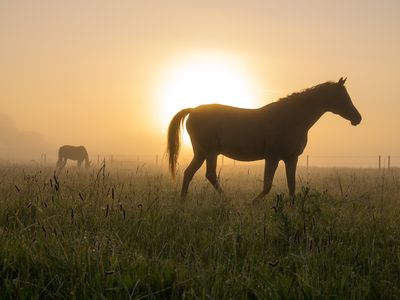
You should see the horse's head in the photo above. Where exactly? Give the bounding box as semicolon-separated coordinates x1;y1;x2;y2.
328;77;362;126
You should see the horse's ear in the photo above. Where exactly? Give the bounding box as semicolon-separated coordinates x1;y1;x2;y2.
338;77;347;85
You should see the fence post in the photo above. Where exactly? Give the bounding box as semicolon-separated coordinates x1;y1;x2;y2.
388;155;391;170
40;153;47;165
378;155;381;169
306;155;309;170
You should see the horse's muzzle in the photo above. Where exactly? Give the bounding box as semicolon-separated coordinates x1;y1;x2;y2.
351;115;362;126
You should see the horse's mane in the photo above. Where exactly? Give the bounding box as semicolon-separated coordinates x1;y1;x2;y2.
278;81;337;103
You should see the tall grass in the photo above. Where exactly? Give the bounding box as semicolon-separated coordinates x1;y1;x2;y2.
0;162;399;299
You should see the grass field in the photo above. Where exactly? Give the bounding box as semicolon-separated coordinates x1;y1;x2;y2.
0;161;399;299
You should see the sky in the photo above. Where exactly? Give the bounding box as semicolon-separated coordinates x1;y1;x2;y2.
1;0;399;165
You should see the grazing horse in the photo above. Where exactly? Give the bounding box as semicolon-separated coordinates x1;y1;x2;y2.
56;145;90;169
167;77;362;202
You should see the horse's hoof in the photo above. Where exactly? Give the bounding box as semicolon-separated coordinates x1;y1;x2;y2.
251;197;264;206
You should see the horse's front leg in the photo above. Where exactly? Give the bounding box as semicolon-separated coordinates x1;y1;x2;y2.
284;156;298;201
56;158;62;169
60;158;67;169
252;157;279;205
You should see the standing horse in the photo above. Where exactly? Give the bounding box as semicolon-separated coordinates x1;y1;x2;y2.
167;77;361;202
56;145;90;169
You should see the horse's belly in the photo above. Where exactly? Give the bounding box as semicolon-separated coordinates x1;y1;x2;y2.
222;151;265;161
219;136;266;161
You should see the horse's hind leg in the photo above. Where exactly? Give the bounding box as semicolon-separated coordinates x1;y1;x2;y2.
252;157;279;205
205;155;223;193
181;155;205;198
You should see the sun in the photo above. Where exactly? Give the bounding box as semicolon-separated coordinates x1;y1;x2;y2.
156;53;258;143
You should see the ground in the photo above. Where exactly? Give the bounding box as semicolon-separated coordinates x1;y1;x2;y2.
0;162;399;299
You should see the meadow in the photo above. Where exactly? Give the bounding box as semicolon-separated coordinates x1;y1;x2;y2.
0;161;399;299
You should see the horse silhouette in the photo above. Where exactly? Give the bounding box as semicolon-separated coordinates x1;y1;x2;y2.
167;77;362;203
56;145;90;169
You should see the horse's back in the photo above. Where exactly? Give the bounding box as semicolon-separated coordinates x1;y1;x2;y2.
186;105;269;159
59;145;87;160
187;104;255;136
185;103;307;160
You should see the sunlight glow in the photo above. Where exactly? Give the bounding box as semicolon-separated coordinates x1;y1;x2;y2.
156;53;258;144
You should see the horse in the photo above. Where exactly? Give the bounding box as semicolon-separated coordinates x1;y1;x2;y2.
56;145;90;169
167;77;362;203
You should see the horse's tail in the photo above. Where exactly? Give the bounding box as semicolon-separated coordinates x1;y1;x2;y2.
167;108;192;178
82;146;90;167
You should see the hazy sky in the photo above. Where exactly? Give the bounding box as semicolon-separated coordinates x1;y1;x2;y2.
1;0;399;162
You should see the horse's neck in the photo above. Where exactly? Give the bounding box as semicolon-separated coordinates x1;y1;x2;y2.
286;94;330;131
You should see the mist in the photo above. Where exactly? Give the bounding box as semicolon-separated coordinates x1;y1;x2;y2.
0;113;51;161
1;1;400;166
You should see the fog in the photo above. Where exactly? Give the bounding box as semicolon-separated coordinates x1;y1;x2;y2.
0;113;51;161
1;1;400;166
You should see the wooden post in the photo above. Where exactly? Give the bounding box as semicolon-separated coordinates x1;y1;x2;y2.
379;155;381;169
388;155;391;170
40;153;46;164
306;155;309;170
